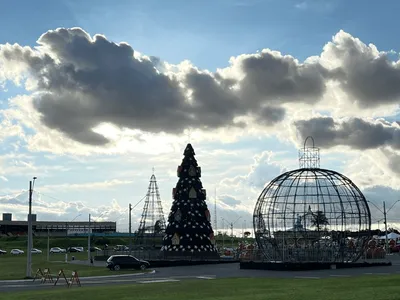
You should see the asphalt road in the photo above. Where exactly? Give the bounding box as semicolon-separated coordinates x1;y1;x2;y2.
1;260;400;292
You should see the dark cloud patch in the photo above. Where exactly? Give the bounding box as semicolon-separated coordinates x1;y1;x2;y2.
294;117;400;150
236;50;329;105
256;106;286;126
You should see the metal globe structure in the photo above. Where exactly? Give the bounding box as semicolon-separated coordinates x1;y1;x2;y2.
253;137;371;263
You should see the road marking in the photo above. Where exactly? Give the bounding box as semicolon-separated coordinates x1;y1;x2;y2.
0;284;35;288
330;275;350;277
138;279;180;284
197;276;215;280
294;276;320;279
364;273;390;275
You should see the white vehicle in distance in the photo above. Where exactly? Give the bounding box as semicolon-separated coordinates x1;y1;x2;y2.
49;247;66;253
31;248;42;254
10;249;24;255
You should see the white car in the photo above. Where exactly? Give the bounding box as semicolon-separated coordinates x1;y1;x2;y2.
50;247;66;253
31;248;42;254
10;249;24;255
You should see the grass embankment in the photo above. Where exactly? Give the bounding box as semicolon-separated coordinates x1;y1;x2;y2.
0;252;145;280
1;276;399;300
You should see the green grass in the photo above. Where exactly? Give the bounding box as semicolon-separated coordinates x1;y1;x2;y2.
0;252;145;280
0;276;399;300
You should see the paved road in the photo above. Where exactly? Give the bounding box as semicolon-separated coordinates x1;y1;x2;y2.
1;260;400;292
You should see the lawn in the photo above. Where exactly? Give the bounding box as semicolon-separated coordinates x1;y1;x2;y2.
0;252;145;280
0;276;399;300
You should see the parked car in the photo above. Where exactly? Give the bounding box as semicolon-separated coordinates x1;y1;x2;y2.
67;247;83;253
88;247;102;252
31;248;42;254
106;255;150;271
0;249;6;255
113;245;129;251
10;249;24;255
49;247;66;253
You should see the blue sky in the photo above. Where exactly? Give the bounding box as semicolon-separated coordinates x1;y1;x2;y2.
1;0;400;233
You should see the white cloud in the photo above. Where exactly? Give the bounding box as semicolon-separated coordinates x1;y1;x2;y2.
38;179;134;193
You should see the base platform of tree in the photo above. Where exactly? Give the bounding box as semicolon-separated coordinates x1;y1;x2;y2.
162;251;220;260
240;260;392;271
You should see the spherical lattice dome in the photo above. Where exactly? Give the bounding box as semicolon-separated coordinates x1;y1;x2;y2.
253;168;371;263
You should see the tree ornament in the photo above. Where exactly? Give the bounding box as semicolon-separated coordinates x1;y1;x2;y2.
174;209;182;222
209;233;215;245
172;233;180;245
177;165;182;177
205;210;211;222
188;165;196;177
189;187;197;198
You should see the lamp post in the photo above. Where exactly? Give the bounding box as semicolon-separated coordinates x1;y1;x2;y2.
88;214;91;264
26;176;37;278
368;200;400;253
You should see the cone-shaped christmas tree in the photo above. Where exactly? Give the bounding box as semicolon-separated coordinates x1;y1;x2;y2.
162;143;219;259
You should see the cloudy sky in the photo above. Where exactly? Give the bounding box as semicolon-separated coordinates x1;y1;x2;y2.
1;0;400;234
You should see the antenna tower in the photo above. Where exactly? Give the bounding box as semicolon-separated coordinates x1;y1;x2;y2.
214;187;217;233
134;171;166;249
298;136;320;168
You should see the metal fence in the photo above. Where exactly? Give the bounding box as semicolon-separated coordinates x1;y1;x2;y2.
96;249;223;261
239;247;387;263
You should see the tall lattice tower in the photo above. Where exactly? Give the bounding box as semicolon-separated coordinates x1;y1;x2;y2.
134;171;166;249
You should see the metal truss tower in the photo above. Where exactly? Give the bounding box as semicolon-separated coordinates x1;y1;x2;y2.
299;136;320;169
134;171;166;249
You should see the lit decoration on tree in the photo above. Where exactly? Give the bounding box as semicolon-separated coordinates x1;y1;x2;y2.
162;143;219;258
205;210;211;222
174;209;182;222
172;233;180;245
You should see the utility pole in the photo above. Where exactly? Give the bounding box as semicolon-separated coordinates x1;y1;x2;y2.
26;180;33;278
383;201;388;253
221;218;225;249
129;203;132;255
47;228;50;262
88;214;91;264
214;187;217;233
230;223;234;248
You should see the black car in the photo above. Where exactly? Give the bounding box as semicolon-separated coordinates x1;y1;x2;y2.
106;255;150;271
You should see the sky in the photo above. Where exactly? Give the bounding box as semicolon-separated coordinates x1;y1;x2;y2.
1;0;400;234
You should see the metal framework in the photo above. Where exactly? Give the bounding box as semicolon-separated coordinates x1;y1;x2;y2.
253;168;371;263
134;173;166;249
299;136;320;168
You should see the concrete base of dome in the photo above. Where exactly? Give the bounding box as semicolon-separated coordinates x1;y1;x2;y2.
240;260;392;271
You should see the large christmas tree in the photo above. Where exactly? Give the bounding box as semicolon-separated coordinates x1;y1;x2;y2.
161;143;219;259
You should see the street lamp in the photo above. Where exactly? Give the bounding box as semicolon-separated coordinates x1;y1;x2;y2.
368;200;400;253
26;176;37;278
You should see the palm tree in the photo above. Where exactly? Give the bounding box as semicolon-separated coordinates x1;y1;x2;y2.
311;211;329;231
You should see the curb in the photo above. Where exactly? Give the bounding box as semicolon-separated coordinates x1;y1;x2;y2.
0;270;156;283
81;269;156;280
